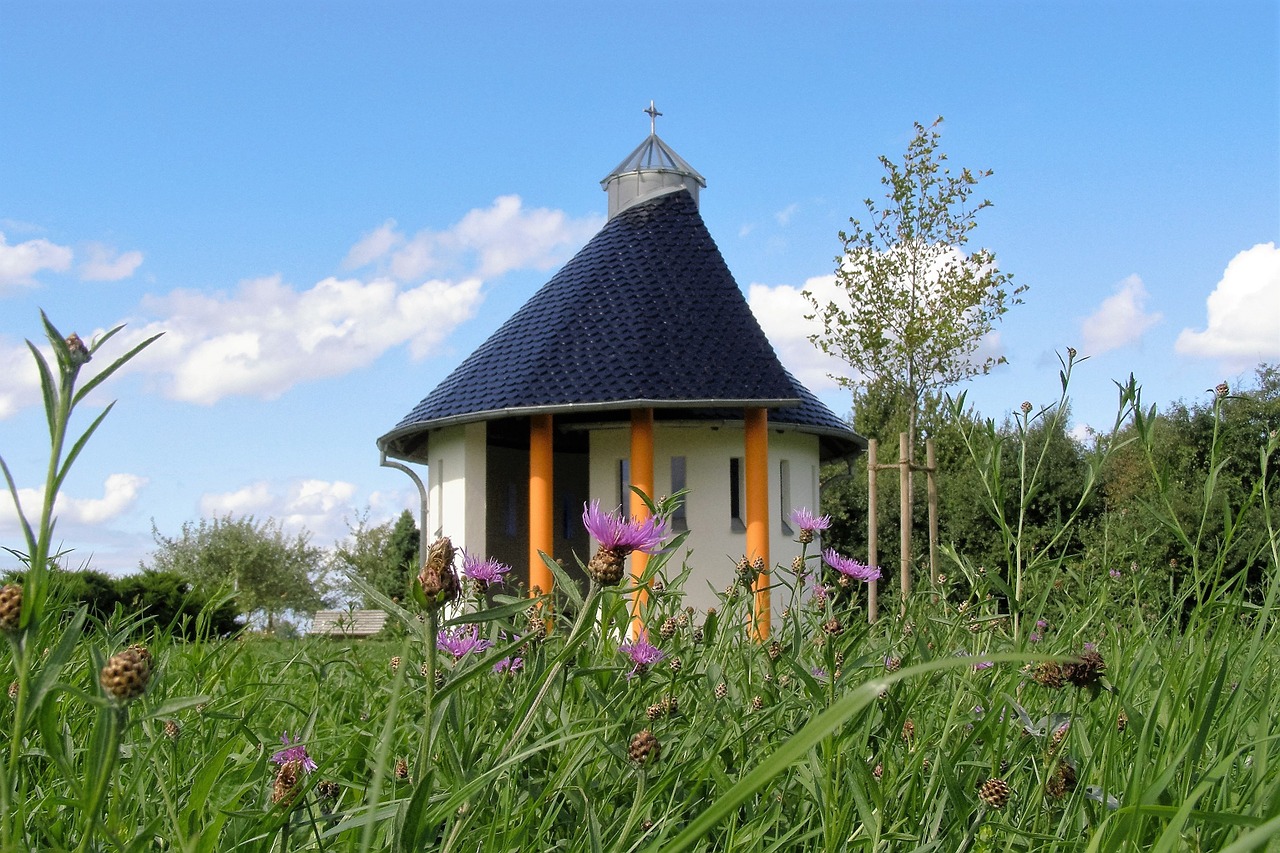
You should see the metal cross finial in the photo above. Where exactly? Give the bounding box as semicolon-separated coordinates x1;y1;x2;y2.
644;100;662;135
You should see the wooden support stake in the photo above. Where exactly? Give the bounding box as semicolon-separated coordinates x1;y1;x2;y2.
867;438;879;624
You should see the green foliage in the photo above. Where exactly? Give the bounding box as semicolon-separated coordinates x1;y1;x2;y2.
805;117;1026;452
333;509;419;608
147;514;331;630
4;312;1280;850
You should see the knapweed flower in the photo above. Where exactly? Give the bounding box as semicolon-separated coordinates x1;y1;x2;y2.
493;656;524;675
462;551;512;588
822;549;880;583
1109;567;1122;580
618;638;664;679
437;624;493;660
271;732;318;774
789;507;831;544
100;645;152;703
0;584;22;634
582;501;669;585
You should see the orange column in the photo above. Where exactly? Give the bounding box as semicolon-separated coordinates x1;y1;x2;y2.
744;407;771;639
529;414;554;597
629;408;655;627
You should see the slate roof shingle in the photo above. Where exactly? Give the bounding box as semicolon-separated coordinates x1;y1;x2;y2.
378;188;861;460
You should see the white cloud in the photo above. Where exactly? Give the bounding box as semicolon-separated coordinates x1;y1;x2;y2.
201;478;359;542
0;339;41;419
342;220;403;270
343;196;601;281
748;274;850;391
0;473;148;532
1080;274;1162;356
1176;243;1280;367
0;232;73;288
775;203;799;226
124;273;483;404
79;243;144;281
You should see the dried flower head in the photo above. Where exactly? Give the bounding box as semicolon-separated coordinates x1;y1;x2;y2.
714;681;728;700
417;537;459;610
316;779;341;802
389;655;401;673
1020;400;1033;415
1066;346;1077;359
628;729;661;765
1215;381;1229;399
660;617;678;640
100;645;152;702
1047;760;1077;800
394;758;410;781
7;682;17;701
272;760;303;807
1063;648;1106;688
902;718;916;742
822;617;844;636
1117;709;1129;732
0;584;22;634
978;777;1011;809
163;719;181;741
767;640;782;661
1032;661;1065;689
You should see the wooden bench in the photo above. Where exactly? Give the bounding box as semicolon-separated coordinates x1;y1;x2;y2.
309;609;389;638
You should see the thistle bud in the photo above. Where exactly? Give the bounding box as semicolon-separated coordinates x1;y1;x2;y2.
100;645;152;703
65;333;91;367
416;537;459;611
628;729;661;765
0;584;22;634
978;777;1011;809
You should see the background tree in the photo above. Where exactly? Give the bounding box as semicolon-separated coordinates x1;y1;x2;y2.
331;508;419;607
146;514;330;631
805;117;1026;486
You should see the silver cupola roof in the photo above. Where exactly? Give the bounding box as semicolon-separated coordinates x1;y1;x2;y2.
601;101;706;219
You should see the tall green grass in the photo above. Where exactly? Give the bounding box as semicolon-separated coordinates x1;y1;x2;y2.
2;322;1277;851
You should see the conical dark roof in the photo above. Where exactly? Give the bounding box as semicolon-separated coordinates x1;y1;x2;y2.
379;188;861;460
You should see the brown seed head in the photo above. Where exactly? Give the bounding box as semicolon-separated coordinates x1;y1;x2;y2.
714;681;728;700
316;779;341;801
394;758;410;781
272;759;303;807
1117;710;1129;732
0;584;23;633
7;682;17;701
100;645;152;702
628;729;661;765
822;617;843;636
1021;401;1033;415
587;546;628;585
660;617;677;640
767;640;782;661
389;655;401;673
1032;661;1065;689
1046;761;1077;800
902;718;916;742
1063;649;1106;688
751;695;764;712
978;777;1011;809
163;719;181;741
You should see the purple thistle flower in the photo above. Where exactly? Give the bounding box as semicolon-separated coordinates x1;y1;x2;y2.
811;583;829;605
1109;568;1122;580
436;624;493;660
972;660;994;671
810;666;828;681
582;501;668;554
822;549;880;583
493;656;524;675
271;732;317;774
462;551;512;586
618;638;664;679
789;508;831;543
1029;632;1042;643
1036;619;1049;629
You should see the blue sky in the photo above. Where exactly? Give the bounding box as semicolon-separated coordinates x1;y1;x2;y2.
2;2;1277;576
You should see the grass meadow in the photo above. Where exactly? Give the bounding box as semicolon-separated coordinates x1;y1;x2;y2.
2;318;1278;851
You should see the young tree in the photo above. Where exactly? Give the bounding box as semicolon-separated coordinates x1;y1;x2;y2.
805;117;1026;463
332;508;419;606
146;514;329;631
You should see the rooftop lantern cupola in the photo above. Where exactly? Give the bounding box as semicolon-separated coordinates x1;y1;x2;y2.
601;101;707;219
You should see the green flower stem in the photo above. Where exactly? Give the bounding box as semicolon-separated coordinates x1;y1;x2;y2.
412;609;439;787
501;581;602;760
75;704;125;853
